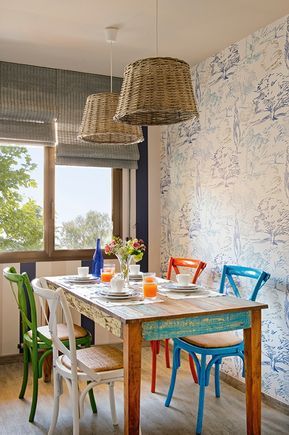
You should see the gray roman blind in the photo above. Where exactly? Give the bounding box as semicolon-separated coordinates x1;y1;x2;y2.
0;61;142;168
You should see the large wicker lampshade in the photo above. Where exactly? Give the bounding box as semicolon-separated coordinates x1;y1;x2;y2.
114;56;198;126
78;92;143;144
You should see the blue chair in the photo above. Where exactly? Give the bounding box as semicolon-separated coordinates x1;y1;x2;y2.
165;265;270;434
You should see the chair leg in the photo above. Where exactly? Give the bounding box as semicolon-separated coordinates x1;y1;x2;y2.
108;382;118;426
156;340;160;354
165;339;170;368
189;355;198;384
29;349;39;422
19;344;29;399
214;359;221;398
88;381;97;414
48;372;61;435
150;341;157;393
165;346;181;407
196;354;207;435
71;379;80;435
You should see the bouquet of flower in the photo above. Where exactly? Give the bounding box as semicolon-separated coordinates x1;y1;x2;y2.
104;236;146;262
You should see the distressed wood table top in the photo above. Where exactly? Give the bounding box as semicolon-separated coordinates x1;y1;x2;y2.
46;276;268;324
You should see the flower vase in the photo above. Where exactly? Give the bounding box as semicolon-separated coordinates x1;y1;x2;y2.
116;254;132;287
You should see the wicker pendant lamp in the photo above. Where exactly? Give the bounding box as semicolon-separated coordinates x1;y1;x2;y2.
78;28;143;145
114;0;198;126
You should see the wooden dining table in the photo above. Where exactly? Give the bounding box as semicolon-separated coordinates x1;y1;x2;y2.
46;276;268;435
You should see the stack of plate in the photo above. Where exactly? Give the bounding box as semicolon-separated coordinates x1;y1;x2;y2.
66;275;98;284
129;272;143;281
163;283;200;292
98;288;137;299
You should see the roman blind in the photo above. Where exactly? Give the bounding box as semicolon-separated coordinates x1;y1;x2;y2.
0;61;142;168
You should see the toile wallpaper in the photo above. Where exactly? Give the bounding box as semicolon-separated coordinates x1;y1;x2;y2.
160;15;289;405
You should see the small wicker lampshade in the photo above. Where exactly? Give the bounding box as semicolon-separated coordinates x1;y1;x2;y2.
78;92;144;144
114;57;198;126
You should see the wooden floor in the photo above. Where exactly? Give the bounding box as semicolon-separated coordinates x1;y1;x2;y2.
0;347;288;435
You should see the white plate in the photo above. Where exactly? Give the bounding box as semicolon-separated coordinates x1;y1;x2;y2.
66;275;98;284
129;274;143;280
100;289;133;296
164;283;200;292
99;291;136;300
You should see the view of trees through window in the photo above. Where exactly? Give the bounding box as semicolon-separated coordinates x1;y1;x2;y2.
0;144;44;252
0;144;113;253
55;165;113;250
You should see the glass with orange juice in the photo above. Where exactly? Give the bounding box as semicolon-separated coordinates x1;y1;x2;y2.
100;263;115;283
142;272;158;299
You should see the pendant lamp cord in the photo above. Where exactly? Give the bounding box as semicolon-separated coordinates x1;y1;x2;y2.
110;40;113;92
156;0;159;56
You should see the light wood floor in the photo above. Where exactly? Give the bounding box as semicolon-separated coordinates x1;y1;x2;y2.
0;347;288;435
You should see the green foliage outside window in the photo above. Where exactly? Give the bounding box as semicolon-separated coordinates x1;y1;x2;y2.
0;146;43;251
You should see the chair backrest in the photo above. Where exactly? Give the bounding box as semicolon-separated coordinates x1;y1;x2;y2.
219;265;270;301
3;266;39;342
32;278;94;378
166;257;207;284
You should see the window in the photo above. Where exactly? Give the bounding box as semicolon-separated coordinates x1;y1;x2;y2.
55;166;113;250
0;144;44;252
0;145;122;262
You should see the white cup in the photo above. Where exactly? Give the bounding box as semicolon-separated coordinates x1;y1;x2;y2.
110;274;125;292
129;264;141;275
176;273;191;286
77;266;89;277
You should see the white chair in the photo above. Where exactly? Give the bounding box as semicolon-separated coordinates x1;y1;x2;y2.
32;278;124;435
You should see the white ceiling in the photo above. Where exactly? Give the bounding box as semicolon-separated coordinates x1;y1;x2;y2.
0;0;289;77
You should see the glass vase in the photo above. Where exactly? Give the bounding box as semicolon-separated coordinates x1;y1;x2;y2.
116;254;132;287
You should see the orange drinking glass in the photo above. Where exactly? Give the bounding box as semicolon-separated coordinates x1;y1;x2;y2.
143;273;157;299
100;264;115;282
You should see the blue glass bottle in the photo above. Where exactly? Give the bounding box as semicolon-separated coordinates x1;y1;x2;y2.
92;238;103;277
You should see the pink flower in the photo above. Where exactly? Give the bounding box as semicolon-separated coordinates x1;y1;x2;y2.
133;241;140;249
104;244;111;254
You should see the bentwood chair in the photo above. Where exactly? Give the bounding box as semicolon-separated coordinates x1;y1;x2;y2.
150;257;207;393
165;265;270;434
3;267;93;423
32;278;123;435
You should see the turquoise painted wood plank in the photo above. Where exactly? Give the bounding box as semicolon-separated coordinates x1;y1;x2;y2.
142;311;251;341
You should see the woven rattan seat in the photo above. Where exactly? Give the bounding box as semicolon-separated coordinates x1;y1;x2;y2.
182;331;242;348
28;324;88;341
62;345;123;373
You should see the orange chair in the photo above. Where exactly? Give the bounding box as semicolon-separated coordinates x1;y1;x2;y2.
150;257;207;393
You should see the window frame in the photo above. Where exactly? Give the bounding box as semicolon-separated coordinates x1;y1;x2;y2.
0;147;122;263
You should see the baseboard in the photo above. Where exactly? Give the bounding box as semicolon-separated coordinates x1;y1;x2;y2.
0;353;22;365
219;371;289;416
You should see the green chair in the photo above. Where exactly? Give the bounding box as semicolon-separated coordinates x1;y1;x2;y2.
3;266;95;423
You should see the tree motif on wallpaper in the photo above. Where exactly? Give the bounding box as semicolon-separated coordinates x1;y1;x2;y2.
253;72;289;122
233;217;241;262
194;65;202;103
255;197;289;245
285;276;289;328
178;117;200;145
211;145;240;187
210;44;240;82
284;145;289;201
284;16;289;70
232;103;241;153
262;323;289;372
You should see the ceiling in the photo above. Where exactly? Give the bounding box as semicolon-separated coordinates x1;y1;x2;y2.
0;0;289;77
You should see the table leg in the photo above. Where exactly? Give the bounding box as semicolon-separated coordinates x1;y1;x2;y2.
244;310;261;435
43;352;52;382
123;321;142;435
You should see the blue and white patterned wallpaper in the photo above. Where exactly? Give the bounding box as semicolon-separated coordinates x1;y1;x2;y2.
160;15;289;405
